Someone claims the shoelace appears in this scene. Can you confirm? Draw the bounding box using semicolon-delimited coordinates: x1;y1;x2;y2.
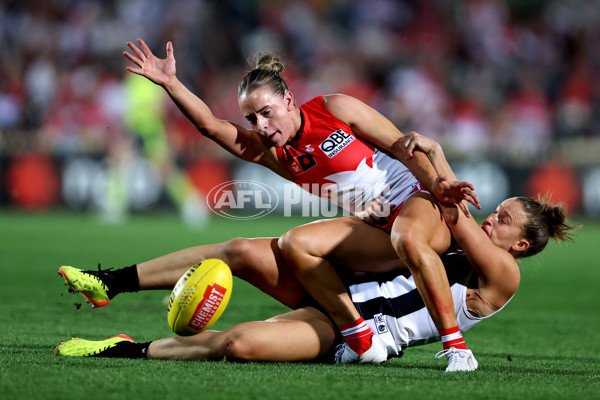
333;344;348;363
75;264;111;294
435;347;477;372
435;347;470;359
435;348;454;359
436;348;458;371
435;348;471;367
83;263;114;275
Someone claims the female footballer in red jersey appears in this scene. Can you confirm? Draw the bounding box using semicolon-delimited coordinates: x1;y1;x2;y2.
56;133;577;371
118;38;483;368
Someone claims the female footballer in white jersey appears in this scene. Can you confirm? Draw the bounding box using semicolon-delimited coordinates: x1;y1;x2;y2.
56;132;577;370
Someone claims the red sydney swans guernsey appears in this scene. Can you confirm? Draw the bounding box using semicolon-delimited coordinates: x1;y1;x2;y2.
274;96;425;225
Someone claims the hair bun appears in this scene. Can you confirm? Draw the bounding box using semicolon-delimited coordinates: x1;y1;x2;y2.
254;53;285;74
515;195;579;258
548;204;571;240
238;53;289;98
537;197;577;243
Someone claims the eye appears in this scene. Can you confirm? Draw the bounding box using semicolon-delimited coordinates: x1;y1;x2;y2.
497;213;510;225
245;115;257;124
262;110;271;117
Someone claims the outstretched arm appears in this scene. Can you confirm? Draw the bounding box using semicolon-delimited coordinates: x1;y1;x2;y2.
123;38;274;166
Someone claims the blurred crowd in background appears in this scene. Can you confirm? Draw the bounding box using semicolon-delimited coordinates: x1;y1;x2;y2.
1;0;599;218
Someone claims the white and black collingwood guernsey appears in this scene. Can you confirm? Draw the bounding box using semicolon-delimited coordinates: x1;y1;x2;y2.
345;247;514;358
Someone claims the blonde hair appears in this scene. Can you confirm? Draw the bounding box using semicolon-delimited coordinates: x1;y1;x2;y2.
238;53;289;99
515;195;579;258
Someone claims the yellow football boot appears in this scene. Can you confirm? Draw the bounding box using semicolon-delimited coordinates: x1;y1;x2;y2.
54;335;134;357
58;265;111;308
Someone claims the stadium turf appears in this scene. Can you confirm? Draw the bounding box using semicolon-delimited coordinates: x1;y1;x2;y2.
0;210;598;399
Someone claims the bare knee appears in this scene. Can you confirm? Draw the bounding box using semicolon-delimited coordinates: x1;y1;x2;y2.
391;227;410;257
220;329;261;361
391;229;440;272
219;237;260;274
391;229;423;266
278;229;315;268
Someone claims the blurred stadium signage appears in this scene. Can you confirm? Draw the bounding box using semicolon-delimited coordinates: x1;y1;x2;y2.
1;155;598;218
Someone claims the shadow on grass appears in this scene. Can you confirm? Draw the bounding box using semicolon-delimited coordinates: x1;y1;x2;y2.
476;350;599;364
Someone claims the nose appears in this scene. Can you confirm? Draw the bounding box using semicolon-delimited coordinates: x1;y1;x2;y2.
256;116;269;132
482;215;493;226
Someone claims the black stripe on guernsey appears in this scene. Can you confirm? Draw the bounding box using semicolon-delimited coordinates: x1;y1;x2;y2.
344;247;477;321
353;286;426;321
350;252;475;321
352;278;469;321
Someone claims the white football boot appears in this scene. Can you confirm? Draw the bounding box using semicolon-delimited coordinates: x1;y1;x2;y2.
435;347;479;372
335;335;388;364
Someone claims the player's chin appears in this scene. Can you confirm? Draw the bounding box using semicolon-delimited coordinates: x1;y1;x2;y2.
270;138;286;148
268;131;290;147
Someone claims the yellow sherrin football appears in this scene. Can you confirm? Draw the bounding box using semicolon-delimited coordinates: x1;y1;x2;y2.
167;259;233;336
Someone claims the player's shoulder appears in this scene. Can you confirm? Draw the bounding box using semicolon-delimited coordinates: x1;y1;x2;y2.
300;93;359;113
321;94;375;123
301;94;348;124
321;93;359;108
478;254;520;309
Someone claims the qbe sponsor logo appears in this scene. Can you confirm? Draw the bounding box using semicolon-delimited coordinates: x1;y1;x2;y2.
319;129;354;158
207;180;279;220
374;313;388;334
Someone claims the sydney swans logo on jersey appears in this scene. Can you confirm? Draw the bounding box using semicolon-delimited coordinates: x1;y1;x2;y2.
207;180;279;220
319;129;354;158
289;153;317;174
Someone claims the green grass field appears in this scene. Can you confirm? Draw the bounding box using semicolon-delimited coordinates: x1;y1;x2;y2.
0;210;599;399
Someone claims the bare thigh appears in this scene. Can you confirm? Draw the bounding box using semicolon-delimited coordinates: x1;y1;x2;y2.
280;216;406;273
138;237;308;309
391;193;452;254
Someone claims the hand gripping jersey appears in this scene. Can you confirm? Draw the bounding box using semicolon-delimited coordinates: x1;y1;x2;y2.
276;96;426;228
346;250;513;357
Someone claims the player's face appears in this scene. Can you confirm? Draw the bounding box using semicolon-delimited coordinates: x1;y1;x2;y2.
239;87;296;147
481;198;529;254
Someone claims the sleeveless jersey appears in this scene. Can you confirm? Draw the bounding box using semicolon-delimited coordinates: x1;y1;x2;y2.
276;96;425;219
346;250;513;357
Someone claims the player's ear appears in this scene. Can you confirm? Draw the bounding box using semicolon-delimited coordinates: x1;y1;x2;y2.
284;90;295;110
511;239;530;253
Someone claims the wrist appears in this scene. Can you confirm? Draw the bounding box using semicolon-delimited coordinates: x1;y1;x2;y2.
163;76;180;93
427;142;442;160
